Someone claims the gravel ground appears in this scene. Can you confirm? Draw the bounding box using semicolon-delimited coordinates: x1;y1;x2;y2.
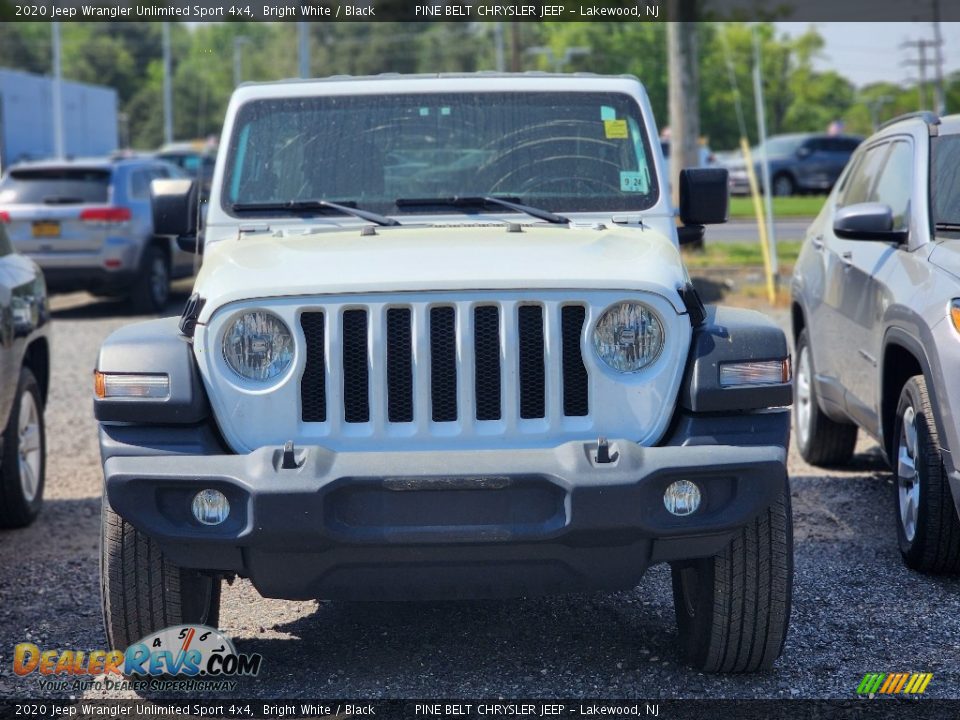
1;287;958;701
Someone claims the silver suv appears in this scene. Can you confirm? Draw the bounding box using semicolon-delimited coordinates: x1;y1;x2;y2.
0;157;195;312
791;111;960;572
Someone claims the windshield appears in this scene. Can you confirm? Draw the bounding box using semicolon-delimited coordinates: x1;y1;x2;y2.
932;135;960;227
0;168;111;204
223;91;659;217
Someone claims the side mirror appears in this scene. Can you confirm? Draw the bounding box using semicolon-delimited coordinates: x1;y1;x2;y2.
833;202;908;243
151;178;200;252
679;167;729;226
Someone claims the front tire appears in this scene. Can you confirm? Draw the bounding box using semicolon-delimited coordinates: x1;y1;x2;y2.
794;329;857;466
0;367;46;528
671;477;793;672
893;375;960;573
100;496;221;650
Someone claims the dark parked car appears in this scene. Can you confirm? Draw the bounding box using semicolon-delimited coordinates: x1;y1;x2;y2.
727;133;862;196
0;220;49;527
0;157;194;312
791;111;960;572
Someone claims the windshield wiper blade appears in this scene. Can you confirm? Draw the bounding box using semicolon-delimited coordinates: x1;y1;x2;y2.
232;199;400;227
935;222;960;232
396;196;569;225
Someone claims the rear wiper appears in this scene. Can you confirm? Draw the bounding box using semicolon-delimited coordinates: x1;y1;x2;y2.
396;196;570;225
231;199;400;227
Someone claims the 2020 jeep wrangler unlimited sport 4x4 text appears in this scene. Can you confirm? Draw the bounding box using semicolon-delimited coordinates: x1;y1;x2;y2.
95;74;793;672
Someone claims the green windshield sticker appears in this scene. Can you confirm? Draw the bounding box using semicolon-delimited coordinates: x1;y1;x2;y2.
620;170;648;193
441;107;451;116
419;107;430;116
600;106;617;121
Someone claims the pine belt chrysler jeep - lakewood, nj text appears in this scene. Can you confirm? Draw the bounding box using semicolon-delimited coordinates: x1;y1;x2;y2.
94;74;794;672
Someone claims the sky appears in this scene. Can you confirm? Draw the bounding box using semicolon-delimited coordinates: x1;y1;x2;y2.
776;22;960;88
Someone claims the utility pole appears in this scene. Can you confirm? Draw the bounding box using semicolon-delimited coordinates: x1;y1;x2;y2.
51;22;65;159
510;23;521;71
902;38;941;111
162;22;173;145
667;2;700;213
233;36;249;87
494;22;505;72
298;22;310;78
932;0;946;114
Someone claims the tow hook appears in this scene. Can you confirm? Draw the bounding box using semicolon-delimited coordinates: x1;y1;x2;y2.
595;437;619;464
281;440;299;469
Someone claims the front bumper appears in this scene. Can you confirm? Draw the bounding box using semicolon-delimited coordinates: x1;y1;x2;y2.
103;419;789;600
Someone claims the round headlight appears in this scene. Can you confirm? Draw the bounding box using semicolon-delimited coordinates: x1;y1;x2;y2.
593;301;664;372
222;310;294;381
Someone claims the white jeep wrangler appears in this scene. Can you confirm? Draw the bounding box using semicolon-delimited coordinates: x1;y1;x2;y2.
95;74;793;672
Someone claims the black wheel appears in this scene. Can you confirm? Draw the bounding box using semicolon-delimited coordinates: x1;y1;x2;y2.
100;495;221;650
0;367;45;528
772;173;795;197
131;245;170;314
893;375;960;573
794;329;857;466
671;476;793;672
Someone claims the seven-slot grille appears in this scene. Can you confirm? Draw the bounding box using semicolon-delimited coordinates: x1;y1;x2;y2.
299;303;589;426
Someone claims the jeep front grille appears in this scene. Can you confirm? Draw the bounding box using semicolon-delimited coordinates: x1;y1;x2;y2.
299;301;590;427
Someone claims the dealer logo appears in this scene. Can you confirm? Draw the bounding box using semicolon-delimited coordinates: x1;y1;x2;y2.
125;624;262;677
13;624;262;683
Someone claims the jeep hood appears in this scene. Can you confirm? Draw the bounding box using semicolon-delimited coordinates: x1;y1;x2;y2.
194;224;689;322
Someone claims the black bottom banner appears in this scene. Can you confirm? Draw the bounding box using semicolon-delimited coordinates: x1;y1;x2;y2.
1;699;958;720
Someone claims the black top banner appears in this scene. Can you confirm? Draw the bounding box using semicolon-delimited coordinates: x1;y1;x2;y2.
0;0;957;22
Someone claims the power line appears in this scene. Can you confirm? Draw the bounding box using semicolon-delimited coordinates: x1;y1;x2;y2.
901;37;943;111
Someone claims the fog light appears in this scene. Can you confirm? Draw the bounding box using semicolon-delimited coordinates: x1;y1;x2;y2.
664;480;701;517
191;489;230;526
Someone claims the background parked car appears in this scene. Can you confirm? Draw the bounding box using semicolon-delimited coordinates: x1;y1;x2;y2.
0;221;49;528
154;140;217;201
726;133;862;196
0;156;194;312
791;111;960;573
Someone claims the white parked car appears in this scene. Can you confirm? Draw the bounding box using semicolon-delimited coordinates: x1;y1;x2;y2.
94;74;794;672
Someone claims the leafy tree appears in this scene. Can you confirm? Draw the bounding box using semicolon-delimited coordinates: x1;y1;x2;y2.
0;21;951;154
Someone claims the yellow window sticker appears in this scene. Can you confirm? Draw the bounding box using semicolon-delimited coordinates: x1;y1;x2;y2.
604;119;629;139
